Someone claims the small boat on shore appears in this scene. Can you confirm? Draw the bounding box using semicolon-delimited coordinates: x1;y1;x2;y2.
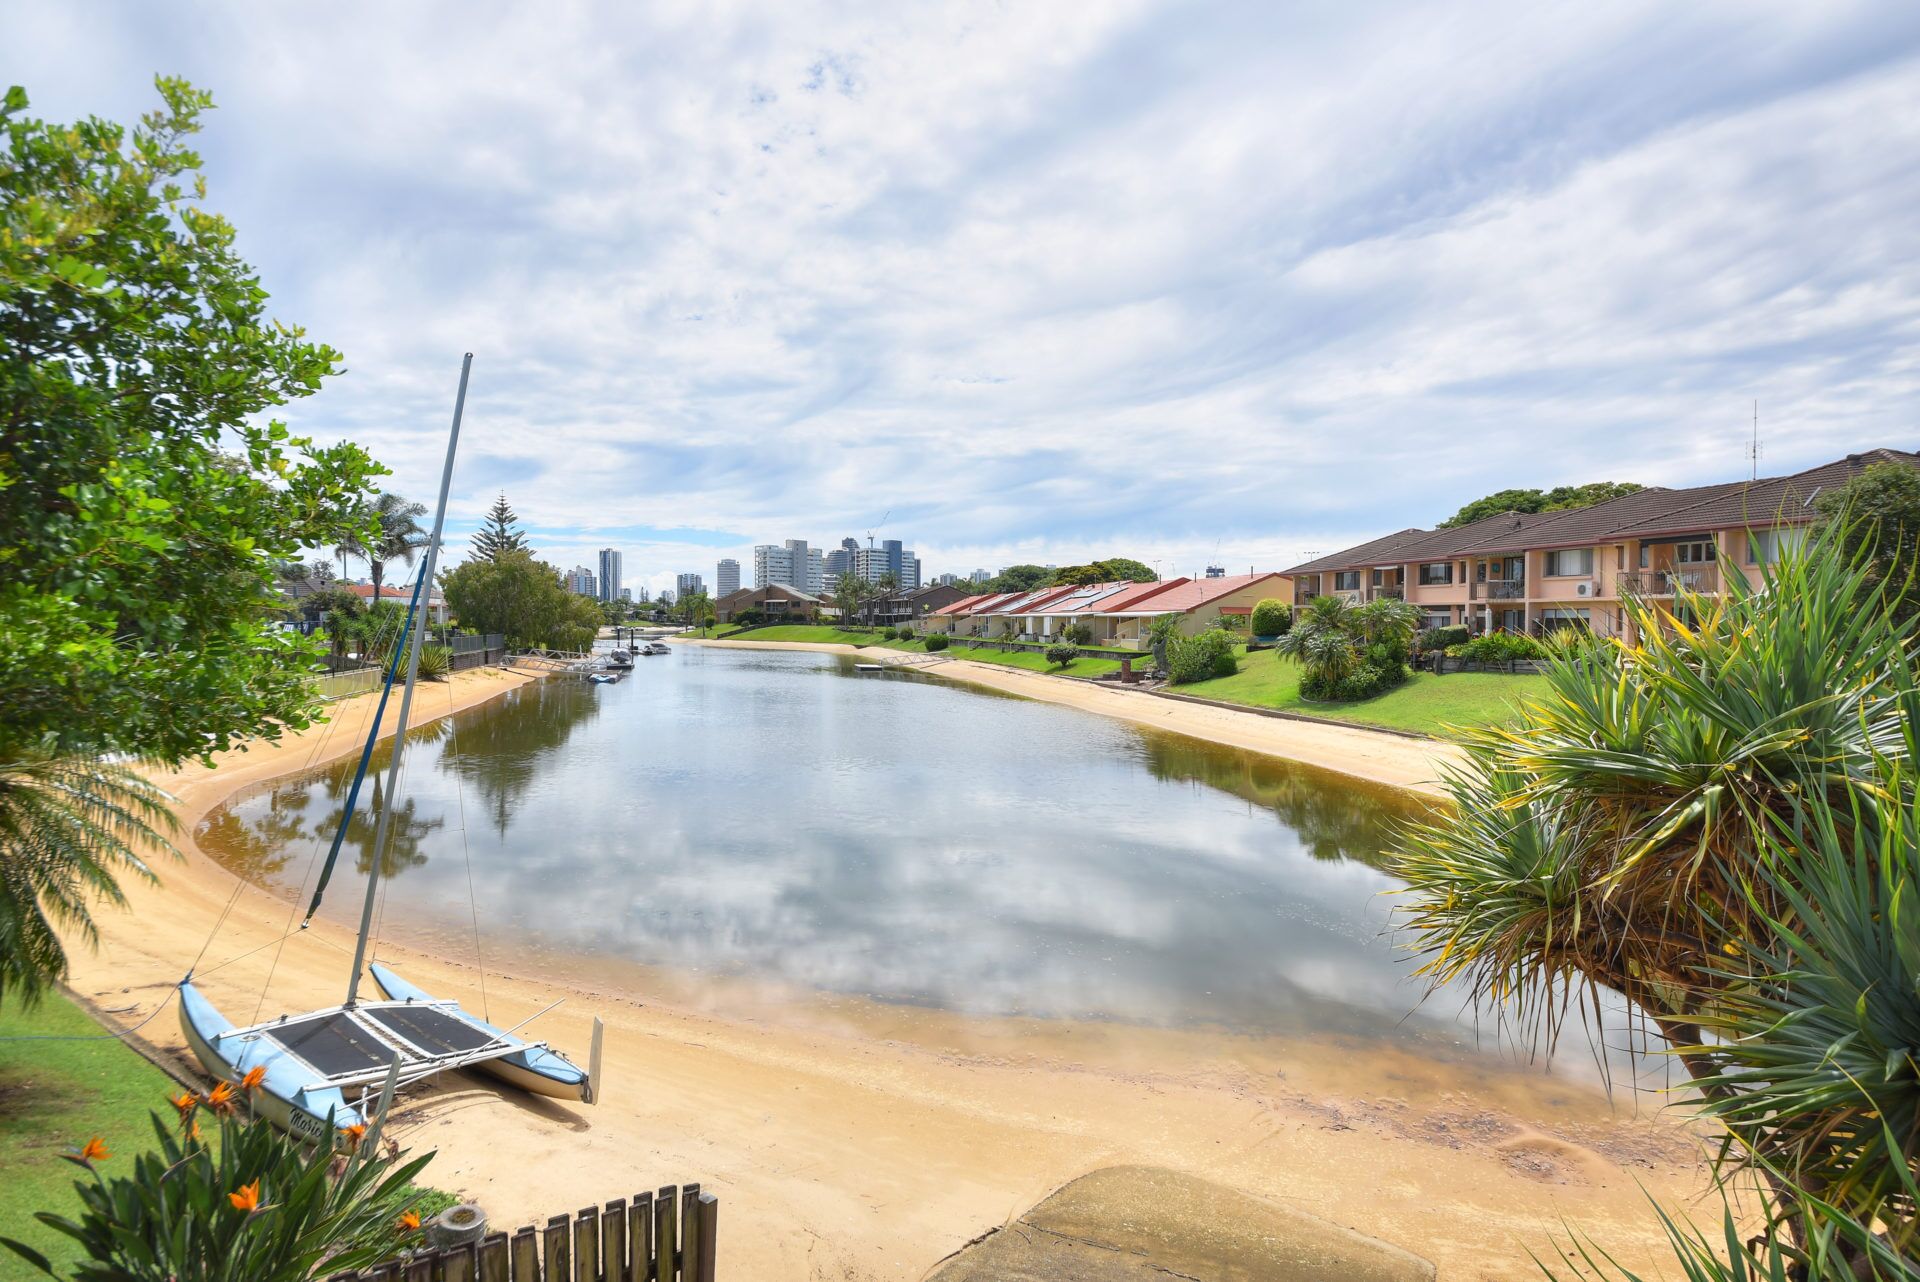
641;642;671;655
608;649;634;668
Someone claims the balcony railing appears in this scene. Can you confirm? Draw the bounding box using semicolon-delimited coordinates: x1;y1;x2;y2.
1470;579;1526;601
1618;566;1720;597
1366;586;1404;601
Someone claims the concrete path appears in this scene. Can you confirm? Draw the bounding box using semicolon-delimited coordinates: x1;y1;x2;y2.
927;1165;1435;1282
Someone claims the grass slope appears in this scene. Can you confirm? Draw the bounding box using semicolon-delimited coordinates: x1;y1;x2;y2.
1178;650;1547;737
0;991;181;1275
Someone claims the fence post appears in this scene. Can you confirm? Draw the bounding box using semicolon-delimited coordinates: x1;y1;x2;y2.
652;1187;676;1282
694;1195;717;1282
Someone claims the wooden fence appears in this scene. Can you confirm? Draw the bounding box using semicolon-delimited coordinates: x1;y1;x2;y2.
331;1185;717;1282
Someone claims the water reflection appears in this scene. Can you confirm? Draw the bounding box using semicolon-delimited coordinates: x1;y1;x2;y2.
201;649;1475;1047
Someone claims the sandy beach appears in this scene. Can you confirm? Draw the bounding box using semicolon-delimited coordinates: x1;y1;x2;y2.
60;662;1714;1280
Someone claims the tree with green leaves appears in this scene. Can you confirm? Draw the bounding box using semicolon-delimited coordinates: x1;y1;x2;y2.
1438;480;1644;528
341;492;429;598
1814;461;1920;632
440;550;602;651
467;493;528;563
1394;536;1920;1270
1051;558;1156;586
833;572;866;626
0;78;385;1003
984;564;1053;594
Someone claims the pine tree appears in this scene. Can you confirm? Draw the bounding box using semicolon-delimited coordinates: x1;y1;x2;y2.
469;493;529;562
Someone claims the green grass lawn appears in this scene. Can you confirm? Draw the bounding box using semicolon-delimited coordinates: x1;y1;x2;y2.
1177;649;1547;738
0;990;182;1275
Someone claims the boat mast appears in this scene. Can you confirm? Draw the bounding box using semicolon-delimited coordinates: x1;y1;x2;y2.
345;353;473;1008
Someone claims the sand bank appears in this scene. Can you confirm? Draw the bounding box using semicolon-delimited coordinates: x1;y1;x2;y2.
690;638;1463;797
61;665;1713;1281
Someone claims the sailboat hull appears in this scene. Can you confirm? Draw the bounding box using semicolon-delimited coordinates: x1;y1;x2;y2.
367;962;590;1103
179;981;363;1143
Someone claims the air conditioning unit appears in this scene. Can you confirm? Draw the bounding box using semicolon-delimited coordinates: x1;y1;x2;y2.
1575;580;1598;598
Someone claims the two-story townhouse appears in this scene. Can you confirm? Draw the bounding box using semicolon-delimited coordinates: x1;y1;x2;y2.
1285;448;1920;638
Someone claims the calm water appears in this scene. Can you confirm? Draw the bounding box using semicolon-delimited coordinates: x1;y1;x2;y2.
201;647;1486;1048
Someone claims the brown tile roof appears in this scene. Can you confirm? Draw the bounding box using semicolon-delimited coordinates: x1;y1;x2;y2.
1282;447;1920;569
1605;448;1920;539
1096;572;1286;614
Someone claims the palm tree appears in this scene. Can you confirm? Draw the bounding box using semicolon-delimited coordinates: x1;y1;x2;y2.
1277;594;1357;687
359;493;429;598
833;573;865;626
0;752;176;1005
864;572;900;627
1391;534;1918;1258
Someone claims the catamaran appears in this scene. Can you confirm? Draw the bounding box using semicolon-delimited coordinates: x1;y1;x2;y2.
179;355;601;1143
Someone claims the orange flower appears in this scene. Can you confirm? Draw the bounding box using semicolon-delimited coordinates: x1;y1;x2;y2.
205;1081;237;1114
239;1065;266;1093
170;1090;199;1123
228;1180;261;1213
341;1122;367;1150
61;1136;110;1167
398;1209;421;1232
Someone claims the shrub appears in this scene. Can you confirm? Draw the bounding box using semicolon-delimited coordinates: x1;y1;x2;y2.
415;643;452;681
1045;643;1080;669
925;634;948;651
1058;621;1093;646
1454;631;1547;663
1167;628;1237;684
1281;595;1416;700
1249;599;1291;637
1416;624;1469;652
9;1080;435;1281
896;625;915;642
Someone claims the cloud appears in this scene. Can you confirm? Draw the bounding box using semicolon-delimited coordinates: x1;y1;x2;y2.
13;0;1920;581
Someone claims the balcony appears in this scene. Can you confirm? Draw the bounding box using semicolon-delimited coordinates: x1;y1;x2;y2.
1470;579;1526;601
1618;566;1720;597
1366;586;1404;601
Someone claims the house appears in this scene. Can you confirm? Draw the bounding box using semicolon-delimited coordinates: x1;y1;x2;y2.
925;573;1294;649
713;583;824;625
865;582;970;627
1284;448;1920;638
345;582;450;626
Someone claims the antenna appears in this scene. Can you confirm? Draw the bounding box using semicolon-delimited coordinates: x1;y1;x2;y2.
1747;400;1762;481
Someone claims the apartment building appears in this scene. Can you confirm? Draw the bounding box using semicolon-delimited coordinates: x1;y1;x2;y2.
563;565;596;597
1284;449;1920;637
676;572;705;600
596;549;622;603
715;558;740;596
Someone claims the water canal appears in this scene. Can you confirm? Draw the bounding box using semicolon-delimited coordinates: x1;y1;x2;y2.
198;647;1532;1060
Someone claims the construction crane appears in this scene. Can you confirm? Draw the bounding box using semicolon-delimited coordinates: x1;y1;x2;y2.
866;509;891;550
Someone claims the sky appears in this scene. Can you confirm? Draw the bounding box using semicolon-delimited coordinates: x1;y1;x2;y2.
11;2;1920;597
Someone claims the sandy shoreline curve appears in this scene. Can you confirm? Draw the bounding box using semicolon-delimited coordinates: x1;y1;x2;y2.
687;637;1463;797
58;662;1711;1280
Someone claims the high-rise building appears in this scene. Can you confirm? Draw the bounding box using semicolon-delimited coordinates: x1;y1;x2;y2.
753;543;792;589
564;565;596;597
716;558;740;596
849;539;920;588
823;537;858;585
753;540;823;593
676;572;705;599
971;569;991;584
620;587;633;602
934;573;959;587
596;549;622;602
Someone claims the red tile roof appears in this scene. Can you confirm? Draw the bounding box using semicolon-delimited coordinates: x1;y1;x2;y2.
1095;572;1285;614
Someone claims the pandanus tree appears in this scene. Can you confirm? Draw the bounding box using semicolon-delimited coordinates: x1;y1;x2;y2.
1392;534;1920;1270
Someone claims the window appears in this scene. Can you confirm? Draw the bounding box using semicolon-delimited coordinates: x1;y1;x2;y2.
1333;570;1361;591
1675;540;1717;564
1543;548;1594;577
1422;608;1452;629
1418;562;1454;585
1747;526;1808;565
